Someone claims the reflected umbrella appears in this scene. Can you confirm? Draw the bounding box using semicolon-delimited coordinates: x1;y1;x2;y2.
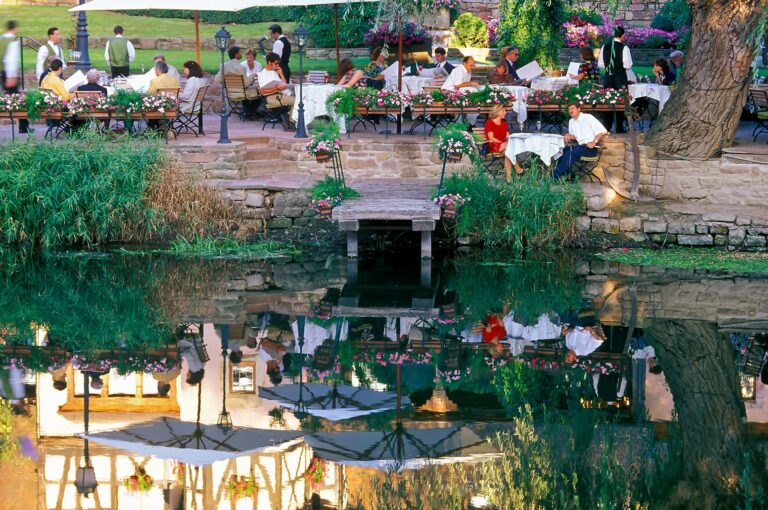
80;417;304;466
304;424;499;471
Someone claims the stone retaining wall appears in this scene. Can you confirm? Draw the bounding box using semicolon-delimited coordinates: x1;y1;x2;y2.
166;141;247;180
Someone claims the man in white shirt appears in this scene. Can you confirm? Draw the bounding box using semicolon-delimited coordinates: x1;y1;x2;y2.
36;26;66;80
104;25;136;78
241;47;263;78
564;325;604;363
441;56;480;92
269;24;291;82
146;54;180;82
257;52;296;131
553;102;607;178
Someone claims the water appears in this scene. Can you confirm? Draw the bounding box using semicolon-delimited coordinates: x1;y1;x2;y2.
1;250;767;509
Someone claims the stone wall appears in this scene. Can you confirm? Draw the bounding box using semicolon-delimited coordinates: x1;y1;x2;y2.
166;141;247;181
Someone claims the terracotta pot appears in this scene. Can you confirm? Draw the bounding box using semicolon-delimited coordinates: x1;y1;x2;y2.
443;203;459;219
315;150;334;163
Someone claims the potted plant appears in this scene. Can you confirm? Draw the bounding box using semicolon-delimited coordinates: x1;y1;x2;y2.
303;120;342;163
434;123;479;162
433;193;469;219
363;21;433;62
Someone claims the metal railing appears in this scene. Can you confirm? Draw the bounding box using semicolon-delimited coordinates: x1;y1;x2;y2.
18;36;44;91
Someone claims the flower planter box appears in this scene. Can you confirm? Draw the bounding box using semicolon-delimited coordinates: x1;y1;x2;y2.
445;151;463;163
0;110;28;119
315;150;335;163
442;203;459;219
353;106;390;116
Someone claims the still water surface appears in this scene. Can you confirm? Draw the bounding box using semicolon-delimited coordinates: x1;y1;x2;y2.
1;251;767;509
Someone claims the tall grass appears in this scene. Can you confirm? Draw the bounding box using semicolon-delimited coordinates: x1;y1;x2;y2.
439;161;585;251
0;132;164;248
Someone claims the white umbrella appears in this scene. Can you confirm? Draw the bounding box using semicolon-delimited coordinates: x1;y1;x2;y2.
259;382;410;421
70;0;255;63
304;424;500;470
80;417;304;465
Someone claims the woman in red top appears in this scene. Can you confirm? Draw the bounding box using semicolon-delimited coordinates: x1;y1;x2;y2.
484;104;518;182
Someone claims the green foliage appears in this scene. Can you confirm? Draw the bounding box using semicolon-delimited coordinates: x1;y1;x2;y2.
300;4;378;48
165;237;299;259
433;122;481;158
451;13;489;48
118;7;306;24
496;0;565;68
307;176;360;201
0;400;16;462
562;5;603;26
651;0;692;32
596;248;768;275
447;252;586;326
309;119;341;143
439;162;585;251
0;133;164;248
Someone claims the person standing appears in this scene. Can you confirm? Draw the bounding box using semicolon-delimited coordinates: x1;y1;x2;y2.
104;25;135;78
1;21;29;133
269;24;291;83
598;26;633;132
36;27;66;81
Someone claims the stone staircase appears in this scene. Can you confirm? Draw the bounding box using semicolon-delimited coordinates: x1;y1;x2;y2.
232;135;300;177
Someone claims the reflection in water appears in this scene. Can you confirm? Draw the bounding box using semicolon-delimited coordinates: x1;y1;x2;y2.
0;252;767;509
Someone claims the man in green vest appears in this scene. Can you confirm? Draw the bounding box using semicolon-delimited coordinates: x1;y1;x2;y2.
36;26;65;81
104;25;135;78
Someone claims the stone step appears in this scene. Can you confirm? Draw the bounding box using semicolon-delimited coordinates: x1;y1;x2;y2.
244;160;299;176
246;149;275;161
230;136;273;146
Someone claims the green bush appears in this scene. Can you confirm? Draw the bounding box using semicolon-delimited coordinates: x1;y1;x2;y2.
300;4;378;48
0;133;164;248
118;8;305;24
495;0;565;68
651;0;691;31
561;6;603;26
451;12;489;48
439;162;585;251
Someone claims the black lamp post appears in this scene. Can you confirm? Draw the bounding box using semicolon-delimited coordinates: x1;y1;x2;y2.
218;348;233;428
74;0;92;72
215;26;231;144
293;25;310;139
74;372;98;498
293;316;309;420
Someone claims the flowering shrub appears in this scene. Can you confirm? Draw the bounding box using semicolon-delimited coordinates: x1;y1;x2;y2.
562;20;602;48
141;94;179;113
430;0;462;10
569;358;620;375
469;85;516;106
433;193;469;208
67;95;112;115
0;93;26;112
305;458;327;491
375;89;409;109
434;123;479;158
353;351;433;367
226;475;258;500
487;16;500;47
563;15;686;49
363;21;433;48
528;86;625;107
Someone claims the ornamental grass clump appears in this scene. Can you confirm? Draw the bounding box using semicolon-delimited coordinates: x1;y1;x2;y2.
0;132;165;248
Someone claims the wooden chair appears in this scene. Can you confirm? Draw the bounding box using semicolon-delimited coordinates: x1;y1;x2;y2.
223;74;249;121
478;133;505;177
172;84;208;136
749;88;768;142
570;139;606;185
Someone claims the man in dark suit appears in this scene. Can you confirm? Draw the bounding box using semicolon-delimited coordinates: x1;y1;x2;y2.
431;47;454;74
269;24;292;82
504;46;521;80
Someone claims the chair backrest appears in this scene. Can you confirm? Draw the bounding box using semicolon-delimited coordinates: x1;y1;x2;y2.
223;74;247;100
156;87;181;99
75;90;105;98
187;84;209;114
307;71;329;84
750;88;768;109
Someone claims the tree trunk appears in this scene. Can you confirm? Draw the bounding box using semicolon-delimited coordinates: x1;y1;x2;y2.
646;0;767;158
647;320;767;509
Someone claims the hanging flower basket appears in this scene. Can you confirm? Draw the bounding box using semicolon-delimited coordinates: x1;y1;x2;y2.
304;457;328;491
226;474;258;501
443;203;459;218
434;193;469;221
317;205;333;217
315;150;334;163
445;151;463;163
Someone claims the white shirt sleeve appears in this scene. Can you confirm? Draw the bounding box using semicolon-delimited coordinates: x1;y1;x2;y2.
589;114;608;137
36;45;49;79
3;39;19;78
127;40;136;63
273;39;284;58
597;47;605;69
623;46;633;69
104;40;110;65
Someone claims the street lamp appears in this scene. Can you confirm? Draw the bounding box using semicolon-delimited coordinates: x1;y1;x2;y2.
215;26;231;144
75;372;98;497
293;25;310;139
74;0;92;72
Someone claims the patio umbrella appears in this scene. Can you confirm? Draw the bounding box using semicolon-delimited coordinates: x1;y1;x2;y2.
304;424;500;470
259;381;410;421
70;0;254;64
80;417;304;465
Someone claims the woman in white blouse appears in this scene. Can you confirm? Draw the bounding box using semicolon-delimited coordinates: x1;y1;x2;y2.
179;60;207;113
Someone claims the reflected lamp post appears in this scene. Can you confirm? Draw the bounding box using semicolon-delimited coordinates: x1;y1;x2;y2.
215;26;231;144
293;316;309;420
218;348;233;429
293;25;310;139
74;372;98;497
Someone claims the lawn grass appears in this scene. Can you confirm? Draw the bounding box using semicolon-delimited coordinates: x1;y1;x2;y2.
596;247;768;275
0;5;294;40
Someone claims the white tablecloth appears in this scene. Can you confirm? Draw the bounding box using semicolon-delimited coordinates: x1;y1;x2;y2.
530;76;570;92
291;83;347;133
628;83;671;112
504;133;565;166
386;75;432;96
